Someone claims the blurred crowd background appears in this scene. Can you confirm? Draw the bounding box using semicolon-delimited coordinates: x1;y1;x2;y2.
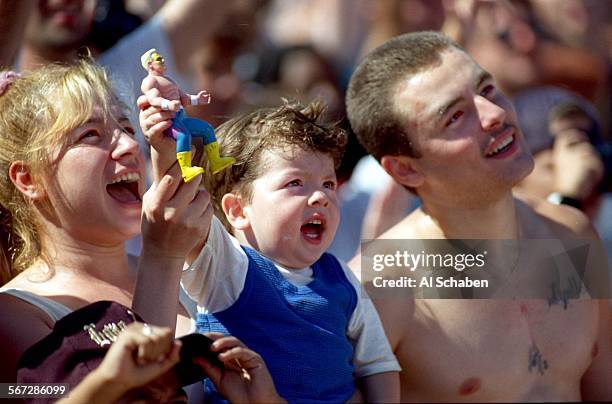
2;0;612;262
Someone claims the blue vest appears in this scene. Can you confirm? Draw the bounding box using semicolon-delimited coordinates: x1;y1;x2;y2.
196;246;358;403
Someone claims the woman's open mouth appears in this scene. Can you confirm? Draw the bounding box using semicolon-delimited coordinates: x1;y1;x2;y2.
106;172;142;204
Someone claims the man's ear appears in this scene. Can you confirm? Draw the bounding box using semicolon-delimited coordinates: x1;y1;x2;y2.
221;192;250;231
381;155;424;189
8;161;45;200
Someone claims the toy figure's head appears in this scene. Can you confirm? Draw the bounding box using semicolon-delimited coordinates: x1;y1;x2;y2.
141;48;166;75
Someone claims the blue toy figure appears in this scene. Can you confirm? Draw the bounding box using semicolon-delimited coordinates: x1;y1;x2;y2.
141;48;234;182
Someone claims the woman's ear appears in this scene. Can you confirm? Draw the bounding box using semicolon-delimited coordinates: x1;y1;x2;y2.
381;155;424;189
221;192;250;231
9;161;45;200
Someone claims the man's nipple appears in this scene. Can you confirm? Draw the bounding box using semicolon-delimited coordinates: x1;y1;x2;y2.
458;377;481;396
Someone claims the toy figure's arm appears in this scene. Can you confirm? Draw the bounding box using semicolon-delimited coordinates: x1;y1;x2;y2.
179;89;211;108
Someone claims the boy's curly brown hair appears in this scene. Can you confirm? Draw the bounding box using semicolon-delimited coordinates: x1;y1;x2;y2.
204;100;347;232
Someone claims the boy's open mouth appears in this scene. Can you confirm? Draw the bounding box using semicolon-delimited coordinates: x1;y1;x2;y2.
106;172;142;203
300;217;327;242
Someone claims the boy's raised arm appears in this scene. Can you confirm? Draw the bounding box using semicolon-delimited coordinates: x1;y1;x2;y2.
342;262;401;401
360;372;400;403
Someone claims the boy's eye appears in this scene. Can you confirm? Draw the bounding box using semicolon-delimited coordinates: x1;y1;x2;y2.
287;179;302;187
445;111;464;127
323;181;337;190
123;126;136;136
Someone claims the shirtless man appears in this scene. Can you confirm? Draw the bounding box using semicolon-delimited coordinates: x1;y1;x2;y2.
346;31;611;402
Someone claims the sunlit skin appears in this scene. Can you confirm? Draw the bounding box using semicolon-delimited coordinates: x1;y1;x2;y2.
391;48;534;210
42;105;146;247
232;148;340;270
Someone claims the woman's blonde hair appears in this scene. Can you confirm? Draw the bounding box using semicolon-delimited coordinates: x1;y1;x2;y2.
0;59;121;284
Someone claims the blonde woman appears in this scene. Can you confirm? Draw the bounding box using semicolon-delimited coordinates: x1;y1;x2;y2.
0;60;212;382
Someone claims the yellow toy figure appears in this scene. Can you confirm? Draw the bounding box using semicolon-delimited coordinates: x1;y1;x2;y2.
140;48;234;182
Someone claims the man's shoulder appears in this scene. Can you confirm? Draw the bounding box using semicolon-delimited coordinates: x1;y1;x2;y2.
516;195;597;239
378;210;428;240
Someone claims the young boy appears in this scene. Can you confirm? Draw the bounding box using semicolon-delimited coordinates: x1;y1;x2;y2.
144;100;400;402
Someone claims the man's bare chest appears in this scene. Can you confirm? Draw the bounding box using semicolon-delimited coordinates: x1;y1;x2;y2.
396;299;598;401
